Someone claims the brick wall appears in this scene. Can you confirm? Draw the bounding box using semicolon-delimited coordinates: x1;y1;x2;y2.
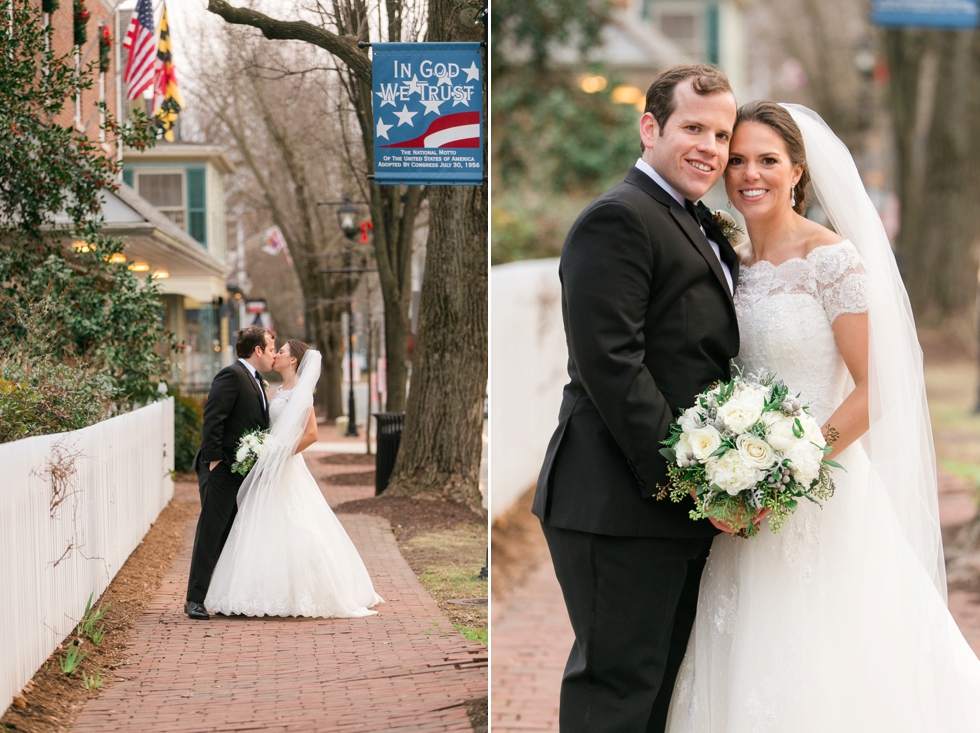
32;0;118;152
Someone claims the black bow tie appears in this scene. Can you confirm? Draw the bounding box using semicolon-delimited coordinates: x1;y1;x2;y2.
685;199;712;229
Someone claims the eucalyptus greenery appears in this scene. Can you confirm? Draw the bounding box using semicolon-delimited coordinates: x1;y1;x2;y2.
0;0;170;438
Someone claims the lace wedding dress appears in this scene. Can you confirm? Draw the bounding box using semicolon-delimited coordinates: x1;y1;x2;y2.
666;241;980;732
205;385;383;618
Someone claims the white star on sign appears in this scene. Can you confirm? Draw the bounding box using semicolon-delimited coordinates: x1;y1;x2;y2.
436;72;453;86
376;116;393;140
394;105;417;127
405;75;424;96
463;61;480;82
421;98;444;115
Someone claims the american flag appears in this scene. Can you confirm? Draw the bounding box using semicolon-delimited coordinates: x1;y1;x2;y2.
123;0;156;99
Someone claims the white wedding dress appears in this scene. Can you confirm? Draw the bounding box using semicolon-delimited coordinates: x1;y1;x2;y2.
665;242;980;732
205;371;383;618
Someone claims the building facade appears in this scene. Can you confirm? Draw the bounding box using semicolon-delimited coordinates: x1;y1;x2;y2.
33;0;238;391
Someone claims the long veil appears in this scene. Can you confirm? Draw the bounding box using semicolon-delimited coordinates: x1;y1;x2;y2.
237;350;321;506
783;105;946;598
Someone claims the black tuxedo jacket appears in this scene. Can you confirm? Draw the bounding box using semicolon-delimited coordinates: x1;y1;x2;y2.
193;361;270;470
532;167;741;538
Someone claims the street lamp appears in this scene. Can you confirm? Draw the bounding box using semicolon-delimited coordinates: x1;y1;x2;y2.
337;198;360;241
337;198;360;437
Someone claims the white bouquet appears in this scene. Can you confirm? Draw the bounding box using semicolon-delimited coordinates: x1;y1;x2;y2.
230;429;269;477
657;370;840;537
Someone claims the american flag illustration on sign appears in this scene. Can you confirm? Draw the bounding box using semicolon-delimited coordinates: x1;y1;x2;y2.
371;43;484;185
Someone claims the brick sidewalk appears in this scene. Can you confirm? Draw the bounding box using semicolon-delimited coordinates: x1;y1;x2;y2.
72;454;487;732
491;469;980;731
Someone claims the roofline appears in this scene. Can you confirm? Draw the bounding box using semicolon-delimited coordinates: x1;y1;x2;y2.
122;144;237;175
111;183;228;277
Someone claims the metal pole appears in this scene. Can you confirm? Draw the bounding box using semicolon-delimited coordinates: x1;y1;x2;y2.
346;243;359;437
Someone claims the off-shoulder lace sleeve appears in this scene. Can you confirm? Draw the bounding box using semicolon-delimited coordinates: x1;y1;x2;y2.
809;241;868;323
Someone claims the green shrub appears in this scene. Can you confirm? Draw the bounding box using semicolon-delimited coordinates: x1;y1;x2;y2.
172;388;203;473
0;355;114;444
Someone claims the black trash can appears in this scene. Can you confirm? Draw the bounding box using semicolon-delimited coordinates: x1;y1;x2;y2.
374;412;405;495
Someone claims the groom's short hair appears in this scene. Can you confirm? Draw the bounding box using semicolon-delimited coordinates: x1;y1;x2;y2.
641;64;732;152
236;326;271;359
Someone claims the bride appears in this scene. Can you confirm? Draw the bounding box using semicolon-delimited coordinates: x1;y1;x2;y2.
205;340;383;618
666;102;980;731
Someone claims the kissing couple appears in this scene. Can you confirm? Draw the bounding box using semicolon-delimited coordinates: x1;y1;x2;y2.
534;64;980;731
184;326;382;621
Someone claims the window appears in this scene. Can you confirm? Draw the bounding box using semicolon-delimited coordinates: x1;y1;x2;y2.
660;12;696;40
137;171;185;229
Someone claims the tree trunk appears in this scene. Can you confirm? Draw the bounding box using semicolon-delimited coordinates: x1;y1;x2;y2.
207;0;423;415
884;29;980;320
384;0;487;510
307;296;345;418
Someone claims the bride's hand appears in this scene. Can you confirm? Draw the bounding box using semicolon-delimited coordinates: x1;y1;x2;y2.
709;517;740;534
709;508;770;534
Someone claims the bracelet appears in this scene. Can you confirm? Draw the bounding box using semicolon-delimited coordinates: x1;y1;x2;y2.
824;425;840;445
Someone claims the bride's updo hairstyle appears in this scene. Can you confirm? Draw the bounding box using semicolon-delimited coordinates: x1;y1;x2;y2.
734;100;810;216
285;340;309;371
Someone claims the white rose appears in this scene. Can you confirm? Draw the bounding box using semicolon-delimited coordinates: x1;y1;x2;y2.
735;382;768;414
688;426;722;461
716;397;762;434
799;413;825;447
678;407;704;434
706;449;763;496
674;432;694;465
765;415;799;452
784;441;823;486
236;445;248;462
736;434;776;470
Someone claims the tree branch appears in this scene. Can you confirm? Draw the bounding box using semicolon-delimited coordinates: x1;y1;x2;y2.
207;0;372;85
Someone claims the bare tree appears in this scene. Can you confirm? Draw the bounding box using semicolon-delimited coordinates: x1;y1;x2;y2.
882;29;980;320
384;0;486;509
208;0;424;414
753;0;875;148
206;0;488;509
190;31;363;416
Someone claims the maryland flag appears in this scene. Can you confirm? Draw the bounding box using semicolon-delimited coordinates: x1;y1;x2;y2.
152;5;183;142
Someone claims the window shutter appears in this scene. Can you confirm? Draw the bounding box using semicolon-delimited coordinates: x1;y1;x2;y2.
186;168;207;246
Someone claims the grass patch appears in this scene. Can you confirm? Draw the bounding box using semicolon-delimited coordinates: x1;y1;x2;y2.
458;626;488;645
399;526;487;645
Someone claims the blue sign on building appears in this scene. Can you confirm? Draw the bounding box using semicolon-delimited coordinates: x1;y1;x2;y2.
872;0;979;28
371;42;484;186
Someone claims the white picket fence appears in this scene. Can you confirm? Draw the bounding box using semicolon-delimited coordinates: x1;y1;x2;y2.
0;399;174;714
490;258;568;520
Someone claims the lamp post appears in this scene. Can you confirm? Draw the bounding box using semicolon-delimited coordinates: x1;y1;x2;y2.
337;199;360;437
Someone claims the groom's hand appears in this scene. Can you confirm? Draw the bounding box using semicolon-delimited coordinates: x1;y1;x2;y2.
209;460;220;470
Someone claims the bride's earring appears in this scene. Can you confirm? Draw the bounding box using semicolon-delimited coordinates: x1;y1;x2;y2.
727;199;732;209
790;187;796;208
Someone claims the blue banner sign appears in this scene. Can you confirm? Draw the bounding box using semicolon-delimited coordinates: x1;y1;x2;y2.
371;42;484;186
872;0;979;28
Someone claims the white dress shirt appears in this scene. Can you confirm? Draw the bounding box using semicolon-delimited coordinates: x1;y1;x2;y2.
238;357;267;409
634;158;734;294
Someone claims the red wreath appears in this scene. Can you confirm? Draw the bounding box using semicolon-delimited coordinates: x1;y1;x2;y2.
359;220;373;244
99;25;112;74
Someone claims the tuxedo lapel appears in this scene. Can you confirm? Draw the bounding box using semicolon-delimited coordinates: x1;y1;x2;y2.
236;361;266;415
703;218;740;293
624;167;736;308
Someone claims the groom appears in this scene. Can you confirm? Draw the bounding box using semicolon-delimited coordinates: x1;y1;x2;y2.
184;325;275;620
532;64;740;731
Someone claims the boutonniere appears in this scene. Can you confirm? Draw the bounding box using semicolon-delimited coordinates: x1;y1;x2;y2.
710;210;747;246
261;379;270;391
